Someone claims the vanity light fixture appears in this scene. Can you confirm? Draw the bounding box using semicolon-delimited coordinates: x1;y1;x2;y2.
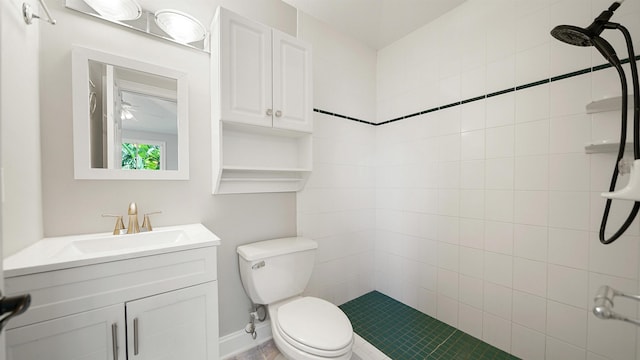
154;10;206;44
83;0;141;21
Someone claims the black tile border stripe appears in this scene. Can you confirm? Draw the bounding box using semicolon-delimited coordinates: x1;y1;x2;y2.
315;55;640;127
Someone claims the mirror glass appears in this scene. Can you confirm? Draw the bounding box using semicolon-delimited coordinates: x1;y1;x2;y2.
72;46;189;180
65;0;210;53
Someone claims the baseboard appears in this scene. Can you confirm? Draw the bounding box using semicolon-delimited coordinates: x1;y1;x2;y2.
219;320;273;359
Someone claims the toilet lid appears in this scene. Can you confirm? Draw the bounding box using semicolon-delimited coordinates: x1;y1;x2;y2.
277;297;353;352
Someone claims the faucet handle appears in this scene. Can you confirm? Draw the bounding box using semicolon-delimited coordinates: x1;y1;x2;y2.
102;214;125;235
141;211;162;232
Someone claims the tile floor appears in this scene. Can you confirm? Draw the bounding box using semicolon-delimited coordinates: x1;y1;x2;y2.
228;291;520;360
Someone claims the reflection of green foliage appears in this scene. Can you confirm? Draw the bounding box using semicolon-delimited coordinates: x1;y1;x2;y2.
122;143;160;170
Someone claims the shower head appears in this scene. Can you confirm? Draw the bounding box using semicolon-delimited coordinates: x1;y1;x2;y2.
550;25;593;46
551;1;623;45
550;1;624;65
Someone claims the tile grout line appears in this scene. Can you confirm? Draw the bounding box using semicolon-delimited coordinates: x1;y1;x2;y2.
426;328;458;358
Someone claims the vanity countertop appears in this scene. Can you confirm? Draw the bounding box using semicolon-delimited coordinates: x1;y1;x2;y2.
4;223;220;277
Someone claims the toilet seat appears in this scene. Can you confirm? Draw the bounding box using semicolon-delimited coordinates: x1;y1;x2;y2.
275;297;353;357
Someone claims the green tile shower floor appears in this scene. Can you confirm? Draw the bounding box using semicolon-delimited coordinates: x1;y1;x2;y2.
339;291;520;360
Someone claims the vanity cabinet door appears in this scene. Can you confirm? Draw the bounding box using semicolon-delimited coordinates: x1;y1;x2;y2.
272;30;313;133
219;9;273;128
125;282;219;360
6;304;126;360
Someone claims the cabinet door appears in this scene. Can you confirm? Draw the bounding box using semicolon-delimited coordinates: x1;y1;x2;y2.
272;30;313;133
6;304;126;360
220;9;273;127
126;282;218;360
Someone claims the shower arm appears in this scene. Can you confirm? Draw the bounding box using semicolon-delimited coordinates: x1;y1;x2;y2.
598;22;640;244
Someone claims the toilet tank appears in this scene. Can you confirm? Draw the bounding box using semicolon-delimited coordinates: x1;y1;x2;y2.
237;237;318;305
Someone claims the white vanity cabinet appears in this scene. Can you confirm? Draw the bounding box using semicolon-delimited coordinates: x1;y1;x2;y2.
213;7;312;132
4;241;219;360
211;7;313;194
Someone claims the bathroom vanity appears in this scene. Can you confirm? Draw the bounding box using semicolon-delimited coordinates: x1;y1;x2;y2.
3;224;220;360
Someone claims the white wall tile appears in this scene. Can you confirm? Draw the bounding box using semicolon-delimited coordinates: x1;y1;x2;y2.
485;190;514;222
549;153;590;191
438;189;460;217
547;264;588;309
439;134;461;161
516;43;550;86
486;56;516;94
438;107;461;135
549;191;590;230
514;190;549;226
484;251;513;287
483;312;512;353
438;242;459;272
461;130;485;160
550;76;592;118
461;160;485;189
513;290;547;333
439;161;461;189
461;66;486;100
486;126;515;159
459;218;484;249
512;324;547;360
418;288;437;318
546;336;587;360
458;303;483;339
437;294;459;327
460;189;485;220
515;119;550;156
485;221;514;255
589;232;639;279
438;216;460;244
513;257;547;297
485;158;514;190
549;114;591;154
546;301;588;348
548;228;589;269
459;273;484;310
514;155;549;190
486;92;515;128
460;100;486;132
515;83;550;124
514;224;548;262
516;6;550;52
484;281;512;320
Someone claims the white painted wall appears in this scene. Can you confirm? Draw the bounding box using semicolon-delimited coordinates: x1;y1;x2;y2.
375;0;640;359
0;0;43;258
296;13;378;305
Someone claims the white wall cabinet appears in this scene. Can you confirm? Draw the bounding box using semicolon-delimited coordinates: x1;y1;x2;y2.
215;7;312;132
212;7;313;194
5;247;219;360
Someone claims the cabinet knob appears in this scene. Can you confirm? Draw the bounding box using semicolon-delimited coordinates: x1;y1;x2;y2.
266;109;273;116
275;110;282;117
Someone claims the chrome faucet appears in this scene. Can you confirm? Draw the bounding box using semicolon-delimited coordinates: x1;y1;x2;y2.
127;202;140;234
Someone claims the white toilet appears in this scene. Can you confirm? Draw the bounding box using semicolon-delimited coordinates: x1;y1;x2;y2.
237;237;354;360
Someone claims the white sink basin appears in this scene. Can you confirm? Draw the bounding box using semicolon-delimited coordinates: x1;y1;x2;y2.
4;224;220;277
55;229;187;258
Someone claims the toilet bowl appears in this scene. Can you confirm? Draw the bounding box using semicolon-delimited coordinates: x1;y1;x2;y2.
237;237;355;360
269;297;353;360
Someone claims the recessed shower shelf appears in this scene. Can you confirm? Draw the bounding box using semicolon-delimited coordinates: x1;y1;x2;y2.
586;95;634;114
585;140;633;154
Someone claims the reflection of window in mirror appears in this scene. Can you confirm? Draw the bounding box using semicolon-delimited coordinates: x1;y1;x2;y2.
121;140;166;170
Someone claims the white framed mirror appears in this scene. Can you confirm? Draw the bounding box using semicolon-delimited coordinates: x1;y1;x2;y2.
72;46;189;180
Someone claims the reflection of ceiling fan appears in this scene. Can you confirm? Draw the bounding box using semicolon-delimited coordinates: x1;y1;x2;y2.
120;100;138;121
